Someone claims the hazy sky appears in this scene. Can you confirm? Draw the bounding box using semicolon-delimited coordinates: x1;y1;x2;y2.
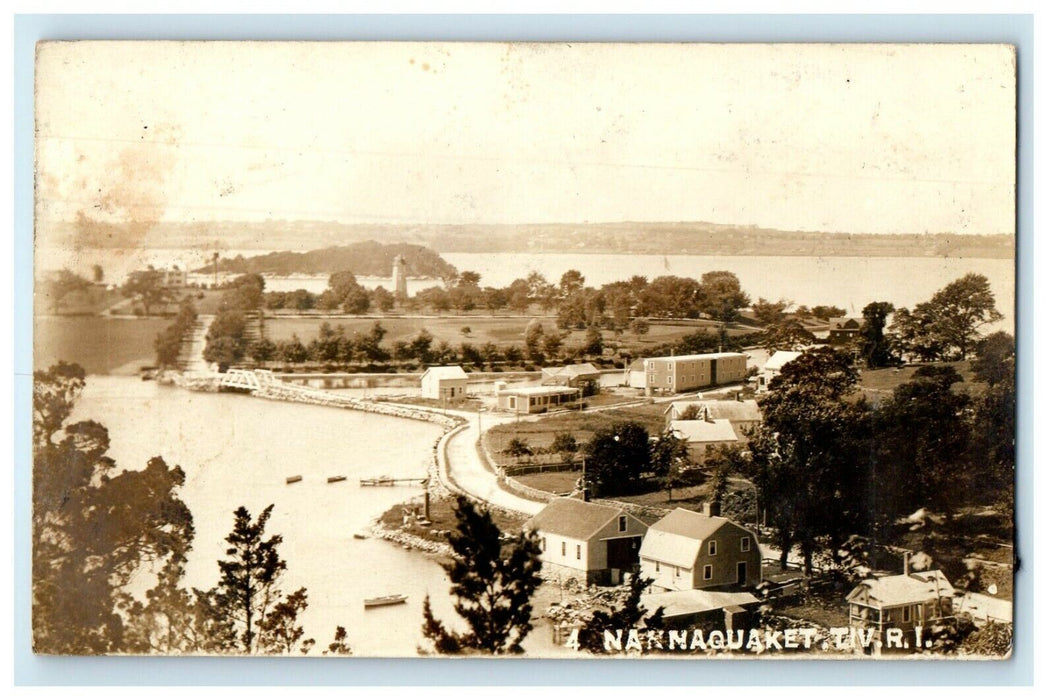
35;42;1016;235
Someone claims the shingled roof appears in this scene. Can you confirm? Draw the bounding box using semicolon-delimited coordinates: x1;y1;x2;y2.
523;498;630;541
846;570;955;608
639;509;735;569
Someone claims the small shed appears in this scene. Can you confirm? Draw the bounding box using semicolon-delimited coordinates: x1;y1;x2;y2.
641;589;761;629
497;385;579;414
846;569;956;634
420;365;469;400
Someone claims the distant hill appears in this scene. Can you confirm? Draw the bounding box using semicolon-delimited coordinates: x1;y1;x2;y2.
193;242;458;278
41;219;1014;259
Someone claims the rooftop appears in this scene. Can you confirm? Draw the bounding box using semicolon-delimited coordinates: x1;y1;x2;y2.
665;400;761;423
421;365;468;380
523;498;631;541
640;509;740;568
498;386;579;397
642;589;761;618
670;419;740;444
763;350;803;372
846;570;956;607
644;352;748;363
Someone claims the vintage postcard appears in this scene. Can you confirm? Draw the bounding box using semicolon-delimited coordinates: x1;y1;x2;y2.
32;41;1016;658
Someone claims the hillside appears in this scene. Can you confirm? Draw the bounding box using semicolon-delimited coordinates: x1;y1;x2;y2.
194;242;458;278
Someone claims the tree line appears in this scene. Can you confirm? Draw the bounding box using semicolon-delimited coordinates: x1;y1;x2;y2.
33;362;346;654
732;337;1014;578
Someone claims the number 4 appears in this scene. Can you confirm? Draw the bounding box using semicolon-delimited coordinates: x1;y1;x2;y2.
564;626;580;651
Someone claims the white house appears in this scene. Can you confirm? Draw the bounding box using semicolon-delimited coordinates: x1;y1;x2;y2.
757;350;802;393
669;419;741;461
523;498;649;586
420;365;468;401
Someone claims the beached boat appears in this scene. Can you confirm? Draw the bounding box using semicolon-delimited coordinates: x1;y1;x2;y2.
286;475;303;484
359;476;395;486
327;476;347;483
353;533;367;540
364;594;407;609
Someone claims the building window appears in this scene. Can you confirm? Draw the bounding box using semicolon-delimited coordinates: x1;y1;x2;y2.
561;541;566;557
666;377;672;384
903;607;911;622
576;545;581;560
541;538;546;552
655;560;660;573
741;537;750;552
704;565;713;580
708;540;717;556
618;515;627;532
675;567;681;578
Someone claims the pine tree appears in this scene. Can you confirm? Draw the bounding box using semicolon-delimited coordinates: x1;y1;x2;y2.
201;505;290;653
421;496;542;654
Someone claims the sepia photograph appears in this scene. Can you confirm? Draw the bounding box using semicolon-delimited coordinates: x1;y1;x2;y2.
31;41;1017;659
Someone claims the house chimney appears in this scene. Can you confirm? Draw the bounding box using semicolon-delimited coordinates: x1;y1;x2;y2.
903;551;910;576
701;501;720;517
704;406;712;423
736;391;742;402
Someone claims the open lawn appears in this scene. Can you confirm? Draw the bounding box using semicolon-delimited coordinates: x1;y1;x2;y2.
263;314;754;355
44;284;123;315
484;401;669;462
855;361;986;402
511;470;581;496
35;316;169;374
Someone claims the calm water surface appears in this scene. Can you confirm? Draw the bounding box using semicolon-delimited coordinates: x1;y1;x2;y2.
73;376;460;656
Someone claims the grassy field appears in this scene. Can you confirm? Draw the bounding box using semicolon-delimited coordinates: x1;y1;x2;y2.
35;316;169;374
484;402;669;462
264;314;754;354
856;361;986;402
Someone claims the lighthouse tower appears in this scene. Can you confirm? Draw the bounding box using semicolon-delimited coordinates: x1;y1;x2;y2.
392;254;408;300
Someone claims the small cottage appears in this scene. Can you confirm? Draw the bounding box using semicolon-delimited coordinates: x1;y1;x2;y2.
846;569;956;635
523;498;648;586
420;365;468;401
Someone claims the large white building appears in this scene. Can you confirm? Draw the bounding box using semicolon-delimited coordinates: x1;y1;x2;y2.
633;352;749;396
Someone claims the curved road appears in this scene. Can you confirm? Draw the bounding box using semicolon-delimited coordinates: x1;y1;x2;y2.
438;409;545;516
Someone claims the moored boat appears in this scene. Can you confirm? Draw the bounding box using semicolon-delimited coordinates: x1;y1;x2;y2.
364;594;407;608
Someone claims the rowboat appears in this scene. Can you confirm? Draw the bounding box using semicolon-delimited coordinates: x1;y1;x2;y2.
327;476;347;484
364;594;407;609
286;475;303;484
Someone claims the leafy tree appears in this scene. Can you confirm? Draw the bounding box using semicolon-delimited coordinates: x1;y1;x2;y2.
971;331;1015;387
258;587;309;654
342;287;371;315
859;301;896;368
582;327;604;356
678;403;702;421
651;429;689;501
639;276;700;318
872;366;972;517
282;335;309;364
629;318;650;340
325;625;353;655
584;421;652;497
559;269;586;297
761;318;815;353
328;271;360;300
43;268;92;312
699;271;750;322
199;505;294;654
421;497;542;654
542;330;566;360
524;321;545;364
751;348;867;572
249;337;278;363
33;364;194;654
410;329;435;365
809;305;847;320
503;438;533;464
927;273;1004;360
707;460;731;513
551;432;579;462
751;297;790;326
122;268;173;315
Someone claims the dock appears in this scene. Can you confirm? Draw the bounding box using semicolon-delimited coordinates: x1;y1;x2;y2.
359;476;428;487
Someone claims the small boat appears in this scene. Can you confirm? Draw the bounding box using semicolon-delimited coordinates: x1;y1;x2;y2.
353;533;367;540
359;476;395;487
327;476;347;484
364;594;408;609
286;475;303;484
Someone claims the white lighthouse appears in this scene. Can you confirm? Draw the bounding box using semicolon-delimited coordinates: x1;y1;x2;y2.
392;254;408;300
